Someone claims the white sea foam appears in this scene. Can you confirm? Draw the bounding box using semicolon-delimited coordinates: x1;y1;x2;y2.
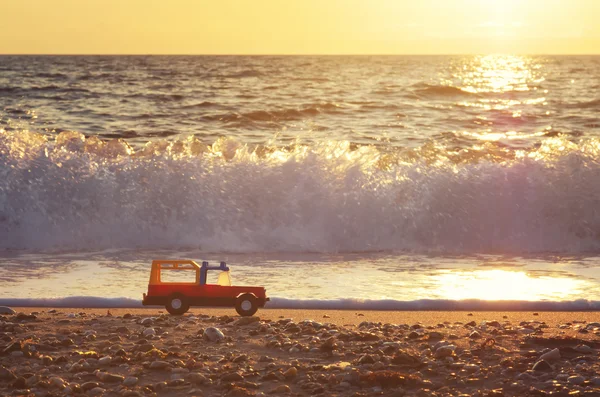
2;130;600;253
1;296;599;311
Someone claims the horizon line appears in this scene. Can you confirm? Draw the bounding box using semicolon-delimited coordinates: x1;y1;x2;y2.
1;53;600;57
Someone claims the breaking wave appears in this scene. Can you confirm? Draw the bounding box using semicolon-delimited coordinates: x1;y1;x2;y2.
3;129;600;253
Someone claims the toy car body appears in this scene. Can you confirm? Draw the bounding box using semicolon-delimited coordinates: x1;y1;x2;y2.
142;260;269;316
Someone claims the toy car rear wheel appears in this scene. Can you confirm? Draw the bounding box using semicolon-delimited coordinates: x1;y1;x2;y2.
235;293;258;317
166;294;190;315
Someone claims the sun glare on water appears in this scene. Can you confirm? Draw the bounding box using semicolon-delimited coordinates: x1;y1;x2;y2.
435;269;584;301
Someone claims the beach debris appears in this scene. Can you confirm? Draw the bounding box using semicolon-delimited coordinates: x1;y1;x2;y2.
539;347;561;361
532;359;553;372
469;330;481;339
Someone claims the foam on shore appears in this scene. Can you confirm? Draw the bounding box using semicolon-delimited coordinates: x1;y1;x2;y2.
1;296;599;311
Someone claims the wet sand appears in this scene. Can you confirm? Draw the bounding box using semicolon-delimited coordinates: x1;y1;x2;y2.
1;307;600;396
9;307;600;328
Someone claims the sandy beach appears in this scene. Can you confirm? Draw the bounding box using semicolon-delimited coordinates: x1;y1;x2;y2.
2;307;600;397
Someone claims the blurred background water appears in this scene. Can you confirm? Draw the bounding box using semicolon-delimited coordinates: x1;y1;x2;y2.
1;55;600;308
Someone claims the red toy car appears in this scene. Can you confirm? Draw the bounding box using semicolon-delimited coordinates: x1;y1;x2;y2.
142;260;269;316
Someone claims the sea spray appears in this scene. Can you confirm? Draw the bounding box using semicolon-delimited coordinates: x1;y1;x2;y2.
2;129;600;253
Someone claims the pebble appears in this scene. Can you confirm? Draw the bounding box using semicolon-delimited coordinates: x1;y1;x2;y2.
539;348;561;361
123;376;138;386
150;361;171;370
232;354;248;363
463;364;480;373
0;366;17;381
283;367;298;379
142;328;156;337
203;327;225;342
0;306;15;315
435;345;456;358
187;373;208;385
89;387;105;396
556;374;570;382
221;372;244;382
574;344;593;353
590;377;600;386
49;376;65;388
101;373;124;383
98;356;112;366
270;385;291;393
568;375;585;385
81;381;100;391
518;328;536;334
532;360;553;372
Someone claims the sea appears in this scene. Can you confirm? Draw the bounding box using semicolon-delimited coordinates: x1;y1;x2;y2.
1;54;600;311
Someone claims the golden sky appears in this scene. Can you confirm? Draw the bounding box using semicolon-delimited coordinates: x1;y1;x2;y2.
1;0;599;54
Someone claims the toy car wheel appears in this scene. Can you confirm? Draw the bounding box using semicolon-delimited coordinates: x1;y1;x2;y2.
235;293;258;317
166;294;190;315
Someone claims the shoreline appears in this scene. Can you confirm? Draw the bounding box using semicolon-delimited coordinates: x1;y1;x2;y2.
6;307;600;328
1;307;600;396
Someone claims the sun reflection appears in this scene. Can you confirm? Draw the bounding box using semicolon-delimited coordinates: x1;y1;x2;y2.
435;269;584;301
461;130;546;142
458;54;542;94
447;54;549;142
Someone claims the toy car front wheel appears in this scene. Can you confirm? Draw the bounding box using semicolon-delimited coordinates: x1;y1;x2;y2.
166;294;190;315
235;293;258;317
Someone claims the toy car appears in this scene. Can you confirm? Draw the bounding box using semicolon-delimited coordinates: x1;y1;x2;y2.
142;260;269;316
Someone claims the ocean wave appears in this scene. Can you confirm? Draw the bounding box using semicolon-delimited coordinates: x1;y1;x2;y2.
182;101;221;109
413;84;477;98
412;83;534;99
29;85;91;93
35;72;68;79
1;296;599;311
221;70;264;79
203;103;343;122
2;130;600;253
565;98;600;109
0;87;19;94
